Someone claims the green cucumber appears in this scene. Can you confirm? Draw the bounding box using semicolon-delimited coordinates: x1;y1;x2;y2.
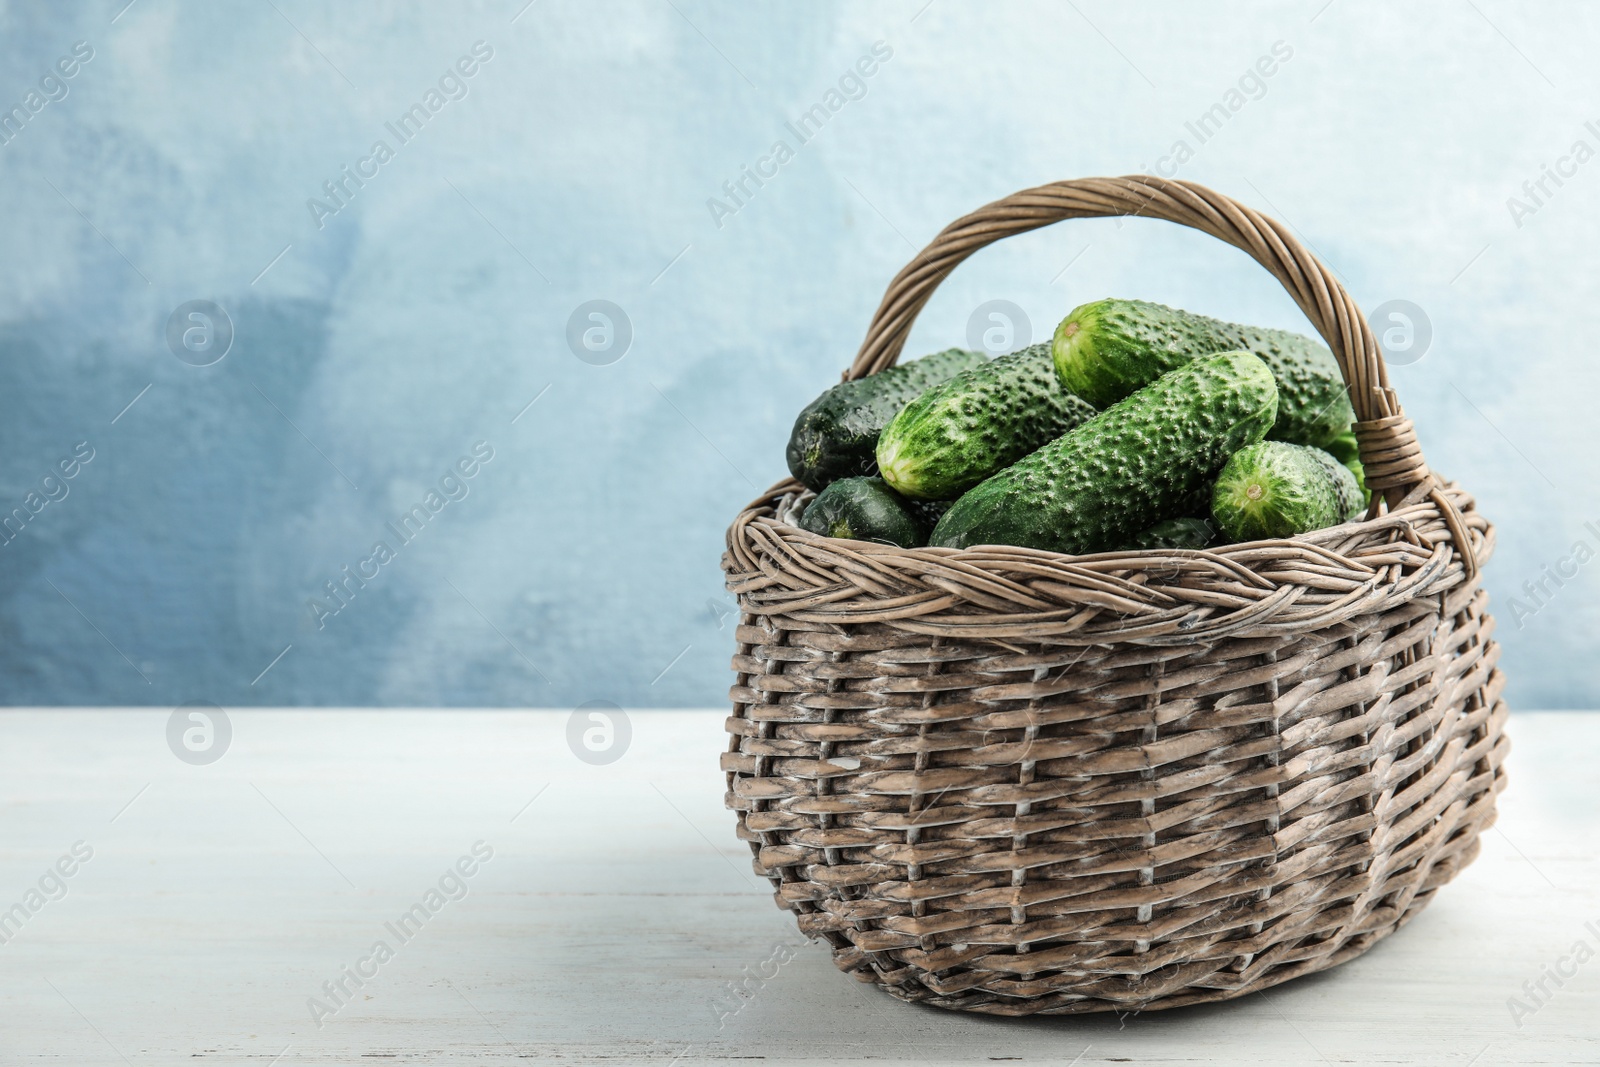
1126;516;1217;551
930;351;1278;554
1053;298;1355;447
1210;441;1363;542
1324;428;1360;467
787;348;986;491
799;477;929;548
1171;481;1216;522
1324;428;1371;509
907;497;952;530
876;343;1097;500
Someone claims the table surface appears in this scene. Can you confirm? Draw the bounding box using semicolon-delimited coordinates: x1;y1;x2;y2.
0;709;1594;1066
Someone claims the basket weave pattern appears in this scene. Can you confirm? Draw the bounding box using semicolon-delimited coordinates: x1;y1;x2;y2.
721;177;1507;1015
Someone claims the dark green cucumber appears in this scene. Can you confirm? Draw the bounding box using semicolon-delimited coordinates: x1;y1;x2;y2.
1126;516;1217;551
1324;428;1371;509
876;343;1097;500
1324;428;1360;467
799;477;929;548
1053;298;1355;447
787;348;986;491
907;497;952;530
1171;481;1216;522
1210;441;1362;542
930;351;1278;554
1310;445;1366;522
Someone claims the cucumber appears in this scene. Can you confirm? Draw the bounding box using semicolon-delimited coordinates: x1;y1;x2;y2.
876;343;1097;500
1210;441;1362;542
1316;446;1367;522
799;477;929;548
907;497;952;530
1324;428;1360;467
1171;481;1215;522
1324;428;1371;509
1053;298;1354;447
930;351;1278;554
787;348;986;491
1127;516;1217;551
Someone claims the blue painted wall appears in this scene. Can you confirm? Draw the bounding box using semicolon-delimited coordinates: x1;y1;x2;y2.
0;1;1594;707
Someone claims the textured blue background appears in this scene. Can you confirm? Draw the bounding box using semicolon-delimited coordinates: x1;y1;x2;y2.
0;1;1594;707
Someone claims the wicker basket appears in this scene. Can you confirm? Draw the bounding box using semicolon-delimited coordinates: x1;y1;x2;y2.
721;176;1507;1016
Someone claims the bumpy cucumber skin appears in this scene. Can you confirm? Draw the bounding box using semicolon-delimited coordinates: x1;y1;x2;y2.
1210;441;1362;542
1307;446;1367;522
930;351;1278;554
799;477;928;548
1324;428;1372;509
876;343;1097;500
1126;516;1217;551
1053;298;1355;447
786;348;986;491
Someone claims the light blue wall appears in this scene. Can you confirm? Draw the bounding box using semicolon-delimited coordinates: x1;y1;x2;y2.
0;1;1594;707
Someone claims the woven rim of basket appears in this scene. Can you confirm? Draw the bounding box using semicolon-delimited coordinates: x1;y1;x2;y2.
724;176;1490;641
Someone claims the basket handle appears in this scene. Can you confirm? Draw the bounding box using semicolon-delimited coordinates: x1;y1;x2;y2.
847;175;1475;576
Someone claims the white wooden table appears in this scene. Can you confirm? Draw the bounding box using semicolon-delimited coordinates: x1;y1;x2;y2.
0;709;1593;1065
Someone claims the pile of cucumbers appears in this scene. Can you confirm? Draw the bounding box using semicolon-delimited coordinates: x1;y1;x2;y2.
788;298;1370;554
